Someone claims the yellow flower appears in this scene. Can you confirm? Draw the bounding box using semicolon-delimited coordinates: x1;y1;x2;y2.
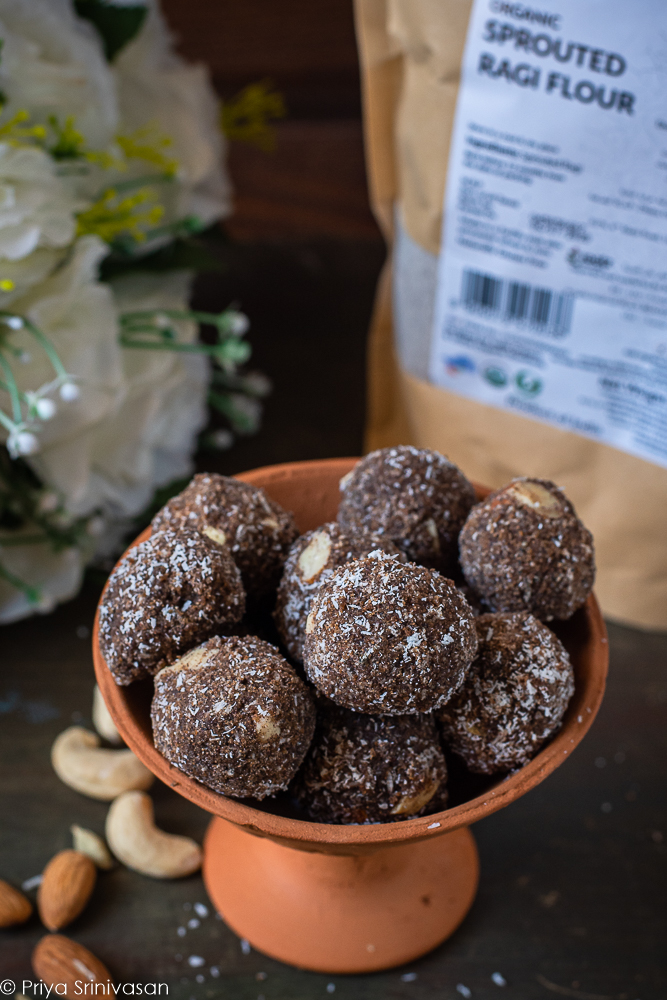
76;187;164;244
0;110;47;146
220;81;286;152
116;125;178;177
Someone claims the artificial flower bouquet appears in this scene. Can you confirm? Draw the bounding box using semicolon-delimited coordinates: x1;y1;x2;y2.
0;0;268;623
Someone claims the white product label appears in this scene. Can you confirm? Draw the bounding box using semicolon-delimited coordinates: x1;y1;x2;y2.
429;0;667;468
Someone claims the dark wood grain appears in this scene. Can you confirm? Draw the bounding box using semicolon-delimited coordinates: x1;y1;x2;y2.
160;0;378;240
226;121;380;241
161;0;362;118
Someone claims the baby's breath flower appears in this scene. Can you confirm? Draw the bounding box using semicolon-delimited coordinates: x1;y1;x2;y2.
59;381;80;402
2;315;23;330
7;428;39;457
26;394;57;421
228;311;250;336
210;428;233;450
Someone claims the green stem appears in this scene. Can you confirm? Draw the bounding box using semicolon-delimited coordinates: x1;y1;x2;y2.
0;381;39;405
21;319;68;380
0;353;22;422
0;408;17;433
120;308;237;328
0;558;41;604
140;216;204;242
0;533;50;546
119;335;224;357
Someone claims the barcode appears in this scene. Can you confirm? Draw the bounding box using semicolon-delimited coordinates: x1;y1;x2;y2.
461;269;573;336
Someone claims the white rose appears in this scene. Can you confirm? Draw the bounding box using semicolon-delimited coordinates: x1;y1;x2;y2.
0;143;79;258
113;0;232;230
0;0;223;622
0;256;210;620
83;268;208;530
3;262;207;530
0;0;117;149
0;535;84;624
0;141;84;305
3;234;125;503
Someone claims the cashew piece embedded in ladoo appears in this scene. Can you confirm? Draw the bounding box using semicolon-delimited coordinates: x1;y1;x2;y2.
105;791;202;879
51;726;153;800
92;684;123;745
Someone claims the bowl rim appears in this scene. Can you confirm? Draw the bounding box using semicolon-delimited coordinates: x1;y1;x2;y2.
93;457;609;850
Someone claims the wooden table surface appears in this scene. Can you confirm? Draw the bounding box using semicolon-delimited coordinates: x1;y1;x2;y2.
1;239;666;999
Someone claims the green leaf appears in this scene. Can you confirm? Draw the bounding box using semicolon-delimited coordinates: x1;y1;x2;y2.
0;558;40;604
74;0;147;62
99;234;227;281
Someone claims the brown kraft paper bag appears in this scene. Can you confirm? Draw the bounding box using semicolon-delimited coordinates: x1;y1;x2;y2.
353;0;667;630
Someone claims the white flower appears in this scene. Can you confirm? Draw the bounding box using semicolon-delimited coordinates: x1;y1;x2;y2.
0;0;117;149
24;392;56;420
0;144;80;258
59;380;79;401
2;252;207;531
80;268;208;526
113;0;232;229
0;142;84;304
1;251;209;618
227;311;250;336
0;538;84;624
2;234;125;496
7;427;38;456
0;0;233;623
0;0;231;235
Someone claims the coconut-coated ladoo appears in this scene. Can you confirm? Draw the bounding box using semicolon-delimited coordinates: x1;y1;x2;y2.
293;704;448;824
459;478;595;621
274;522;403;662
337;446;476;573
303;551;478;714
151;473;298;599
99;527;245;685
438;612;575;774
151;635;316;799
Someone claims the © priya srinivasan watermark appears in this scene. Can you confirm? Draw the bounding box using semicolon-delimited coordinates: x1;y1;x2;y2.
17;983;168;996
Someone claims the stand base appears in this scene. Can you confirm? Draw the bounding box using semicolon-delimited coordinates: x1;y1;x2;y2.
203;818;479;973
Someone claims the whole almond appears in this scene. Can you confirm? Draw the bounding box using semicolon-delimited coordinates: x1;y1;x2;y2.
0;879;32;926
38;850;96;931
32;934;113;997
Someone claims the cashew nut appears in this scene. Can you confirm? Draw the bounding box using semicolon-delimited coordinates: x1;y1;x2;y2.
92;685;123;745
51;727;153;801
105;791;202;879
70;825;114;870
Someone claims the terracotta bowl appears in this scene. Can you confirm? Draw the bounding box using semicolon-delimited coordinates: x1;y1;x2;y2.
93;458;608;974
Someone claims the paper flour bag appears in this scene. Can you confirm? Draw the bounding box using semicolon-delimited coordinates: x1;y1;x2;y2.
353;0;667;629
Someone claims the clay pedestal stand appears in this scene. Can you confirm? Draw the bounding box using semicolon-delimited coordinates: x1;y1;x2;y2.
93;458;608;974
